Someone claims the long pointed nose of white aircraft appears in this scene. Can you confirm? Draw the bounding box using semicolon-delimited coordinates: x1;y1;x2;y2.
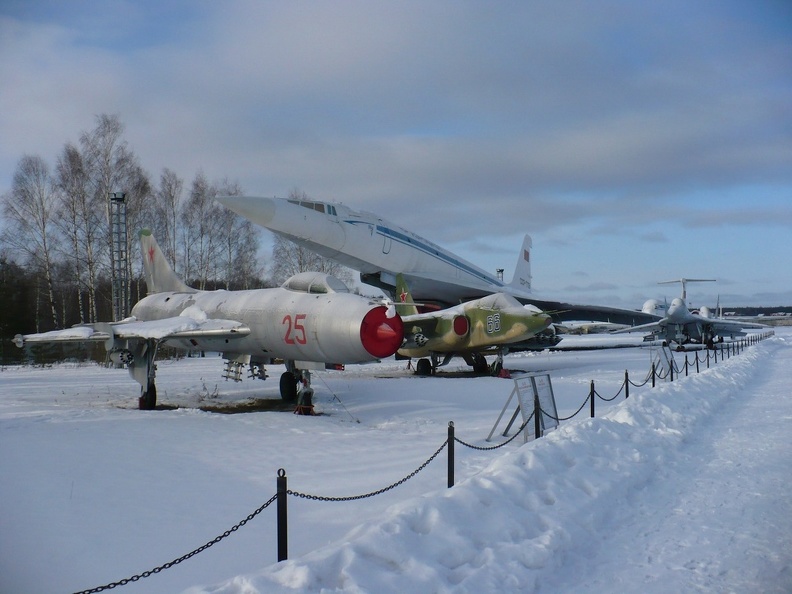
216;195;276;225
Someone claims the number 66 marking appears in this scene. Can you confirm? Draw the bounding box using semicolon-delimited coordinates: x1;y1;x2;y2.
283;313;307;345
487;313;501;334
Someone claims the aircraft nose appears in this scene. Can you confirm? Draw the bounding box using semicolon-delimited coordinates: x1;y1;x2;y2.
360;306;404;358
216;195;276;224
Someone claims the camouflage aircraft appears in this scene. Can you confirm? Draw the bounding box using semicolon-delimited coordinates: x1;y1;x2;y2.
395;274;552;375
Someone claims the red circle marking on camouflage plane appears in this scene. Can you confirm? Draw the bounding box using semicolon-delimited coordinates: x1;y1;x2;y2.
453;315;469;336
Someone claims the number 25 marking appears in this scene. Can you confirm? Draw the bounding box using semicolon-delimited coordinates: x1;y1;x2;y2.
283;313;307;345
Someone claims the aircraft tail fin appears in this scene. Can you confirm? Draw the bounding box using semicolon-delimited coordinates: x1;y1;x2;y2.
508;234;532;293
139;229;193;294
394;273;420;316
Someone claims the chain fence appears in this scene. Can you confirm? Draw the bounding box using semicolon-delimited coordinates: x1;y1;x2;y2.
73;494;278;594
71;331;773;593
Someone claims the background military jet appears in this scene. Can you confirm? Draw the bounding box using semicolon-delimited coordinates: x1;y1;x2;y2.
611;278;767;348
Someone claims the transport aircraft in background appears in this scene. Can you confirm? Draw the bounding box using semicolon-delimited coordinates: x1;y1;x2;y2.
14;230;404;408
215;195;659;328
611;278;767;348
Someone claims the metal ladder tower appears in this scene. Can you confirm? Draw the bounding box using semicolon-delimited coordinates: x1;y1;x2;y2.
109;192;129;321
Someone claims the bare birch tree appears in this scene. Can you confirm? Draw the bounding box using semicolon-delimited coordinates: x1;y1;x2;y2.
54;142;104;322
153;168;183;271
182;171;224;289
214;178;262;289
79;114;151;316
2;155;60;330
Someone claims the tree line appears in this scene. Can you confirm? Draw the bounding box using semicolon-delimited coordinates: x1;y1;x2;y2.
0;114;350;356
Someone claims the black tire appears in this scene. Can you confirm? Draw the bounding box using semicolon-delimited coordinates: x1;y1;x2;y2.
472;354;489;374
280;372;298;402
416;358;432;376
139;383;157;410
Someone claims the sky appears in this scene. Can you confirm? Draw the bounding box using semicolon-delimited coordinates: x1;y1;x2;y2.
1;0;791;308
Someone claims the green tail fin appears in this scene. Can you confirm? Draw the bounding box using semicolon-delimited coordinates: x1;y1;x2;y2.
395;274;419;316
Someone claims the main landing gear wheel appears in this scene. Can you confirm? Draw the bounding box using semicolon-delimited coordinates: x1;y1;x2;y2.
472;353;489;375
139;381;157;410
279;371;298;402
416;358;432;376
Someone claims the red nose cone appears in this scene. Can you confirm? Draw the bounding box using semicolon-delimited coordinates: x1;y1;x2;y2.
360;306;404;358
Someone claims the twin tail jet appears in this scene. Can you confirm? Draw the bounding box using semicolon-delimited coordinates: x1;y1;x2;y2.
15;230;404;408
611;278;767;348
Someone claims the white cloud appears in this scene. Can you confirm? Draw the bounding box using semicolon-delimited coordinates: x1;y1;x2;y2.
1;1;791;306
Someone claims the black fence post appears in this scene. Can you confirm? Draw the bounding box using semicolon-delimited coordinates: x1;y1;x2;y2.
706;349;710;369
670;361;674;382
447;421;455;489
589;380;595;418
696;352;700;374
684;354;689;377
652;362;656;388
277;468;288;562
624;370;629;399
534;391;541;439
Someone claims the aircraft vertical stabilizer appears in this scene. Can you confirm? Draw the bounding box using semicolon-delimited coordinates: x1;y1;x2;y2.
139;229;193;294
508;234;533;294
395;273;420;316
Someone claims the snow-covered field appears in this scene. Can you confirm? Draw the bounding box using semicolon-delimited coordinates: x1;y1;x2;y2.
1;330;790;594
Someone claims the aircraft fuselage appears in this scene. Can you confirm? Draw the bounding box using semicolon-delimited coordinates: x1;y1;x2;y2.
216;195;522;304
131;283;402;364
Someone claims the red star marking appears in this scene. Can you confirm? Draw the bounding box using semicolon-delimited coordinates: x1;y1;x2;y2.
399;290;408;303
148;246;156;263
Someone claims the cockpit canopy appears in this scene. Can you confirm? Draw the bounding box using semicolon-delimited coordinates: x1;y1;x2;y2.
476;292;522;310
287;199;338;217
282;271;350;294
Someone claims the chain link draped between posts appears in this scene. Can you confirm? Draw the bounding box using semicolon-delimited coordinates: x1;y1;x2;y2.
72;494;278;594
287;439;449;502
627;367;654;388
454;410;536;450
593;386;622;403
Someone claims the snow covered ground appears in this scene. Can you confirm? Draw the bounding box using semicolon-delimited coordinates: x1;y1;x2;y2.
1;330;790;593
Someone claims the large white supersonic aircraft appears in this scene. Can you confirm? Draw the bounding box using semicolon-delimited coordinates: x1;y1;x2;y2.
216;195;659;327
14;230;404;409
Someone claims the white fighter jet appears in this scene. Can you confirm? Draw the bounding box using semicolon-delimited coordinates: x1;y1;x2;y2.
611;278;767;348
215;195;658;328
14;230;404;409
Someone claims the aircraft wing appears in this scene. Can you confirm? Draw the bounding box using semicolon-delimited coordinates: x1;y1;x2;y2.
610;320;665;335
699;317;767;334
14;325;110;345
15;316;250;347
